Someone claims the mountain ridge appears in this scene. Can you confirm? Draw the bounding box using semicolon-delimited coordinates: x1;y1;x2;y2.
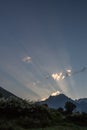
40;93;87;113
0;86;18;98
0;86;87;113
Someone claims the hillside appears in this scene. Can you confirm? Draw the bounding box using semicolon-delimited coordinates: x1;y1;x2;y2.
0;86;87;113
0;86;18;98
0;87;87;129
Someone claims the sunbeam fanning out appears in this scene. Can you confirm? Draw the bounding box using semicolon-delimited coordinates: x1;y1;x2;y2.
0;0;87;101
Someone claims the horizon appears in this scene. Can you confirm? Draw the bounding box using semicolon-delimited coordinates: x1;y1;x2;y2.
0;86;87;102
0;0;87;100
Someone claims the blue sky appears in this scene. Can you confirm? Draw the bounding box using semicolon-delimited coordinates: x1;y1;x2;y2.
0;0;87;100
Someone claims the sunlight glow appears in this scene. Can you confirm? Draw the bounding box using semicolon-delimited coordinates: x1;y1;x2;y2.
51;73;63;81
51;90;60;96
41;97;48;101
51;69;72;81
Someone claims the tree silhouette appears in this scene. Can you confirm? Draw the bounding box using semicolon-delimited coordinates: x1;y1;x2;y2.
65;101;76;114
57;107;64;114
0;93;3;98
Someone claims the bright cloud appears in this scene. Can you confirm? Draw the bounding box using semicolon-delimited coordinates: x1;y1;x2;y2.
22;56;32;63
51;90;60;96
51;72;63;81
66;69;72;76
41;97;48;101
66;69;71;73
41;90;60;101
51;69;72;81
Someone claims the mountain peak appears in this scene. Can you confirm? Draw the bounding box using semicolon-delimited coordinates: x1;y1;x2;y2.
40;93;73;109
48;93;69;100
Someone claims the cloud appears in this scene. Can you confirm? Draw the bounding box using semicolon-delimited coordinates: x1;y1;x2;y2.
22;56;32;63
66;69;71;73
51;69;72;81
41;97;48;101
41;90;60;101
51;72;63;81
51;90;60;96
61;75;65;80
66;69;72;76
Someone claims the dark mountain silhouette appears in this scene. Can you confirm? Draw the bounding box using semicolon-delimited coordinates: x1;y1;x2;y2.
40;94;76;109
76;98;87;103
0;86;18;98
76;98;87;112
0;86;87;113
40;94;87;113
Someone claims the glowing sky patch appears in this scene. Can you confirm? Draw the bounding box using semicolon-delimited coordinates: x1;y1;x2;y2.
52;69;72;81
41;97;48;101
52;73;63;81
51;91;60;96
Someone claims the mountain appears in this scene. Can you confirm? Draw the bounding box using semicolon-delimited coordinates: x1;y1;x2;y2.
0;86;18;98
0;86;87;113
76;98;87;103
40;94;87;113
40;94;76;109
76;98;87;112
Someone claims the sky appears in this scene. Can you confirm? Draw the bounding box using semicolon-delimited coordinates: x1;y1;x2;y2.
0;0;87;100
